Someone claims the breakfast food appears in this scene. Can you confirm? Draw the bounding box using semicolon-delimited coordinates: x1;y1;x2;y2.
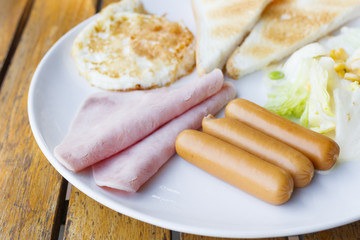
192;0;272;76
72;0;195;90
225;99;340;170
264;43;337;134
57;0;354;202
334;84;360;162
54;69;224;172
92;83;236;192
226;0;360;79
176;130;294;205
202;115;314;187
262;29;360;163
100;0;146;15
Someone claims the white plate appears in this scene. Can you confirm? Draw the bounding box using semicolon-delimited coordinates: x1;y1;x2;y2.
28;0;360;238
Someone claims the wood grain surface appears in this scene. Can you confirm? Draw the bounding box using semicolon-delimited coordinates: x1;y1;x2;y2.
180;233;287;240
0;0;96;239
303;221;360;240
102;0;120;8
63;187;171;239
0;0;28;73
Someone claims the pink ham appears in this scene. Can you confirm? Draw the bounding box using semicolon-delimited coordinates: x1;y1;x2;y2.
92;82;236;192
54;69;224;172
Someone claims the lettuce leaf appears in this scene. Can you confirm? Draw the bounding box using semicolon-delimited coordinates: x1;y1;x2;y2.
265;43;327;119
334;82;360;162
322;27;360;54
265;44;338;133
300;57;337;133
265;59;310;119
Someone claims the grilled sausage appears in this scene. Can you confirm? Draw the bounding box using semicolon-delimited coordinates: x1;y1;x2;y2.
175;129;294;205
225;98;340;170
202;115;314;187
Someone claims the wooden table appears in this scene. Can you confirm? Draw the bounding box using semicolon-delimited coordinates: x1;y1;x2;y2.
1;0;359;239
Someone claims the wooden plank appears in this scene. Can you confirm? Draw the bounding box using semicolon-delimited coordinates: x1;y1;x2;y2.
0;0;96;239
180;233;288;240
102;0;120;8
302;220;360;239
180;221;360;239
0;0;28;72
63;187;171;239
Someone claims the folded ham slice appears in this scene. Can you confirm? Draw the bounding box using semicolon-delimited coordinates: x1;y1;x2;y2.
54;69;224;172
92;82;236;192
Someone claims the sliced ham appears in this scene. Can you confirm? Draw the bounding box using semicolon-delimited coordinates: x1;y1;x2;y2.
92;82;236;192
54;69;224;172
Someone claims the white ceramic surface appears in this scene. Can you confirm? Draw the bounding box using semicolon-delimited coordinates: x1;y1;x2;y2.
28;0;360;238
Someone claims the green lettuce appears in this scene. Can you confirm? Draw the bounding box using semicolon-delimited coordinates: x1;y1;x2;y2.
265;60;310;119
265;43;338;133
334;82;360;162
300;57;337;133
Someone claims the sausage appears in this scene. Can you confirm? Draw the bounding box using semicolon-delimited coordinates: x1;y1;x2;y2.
202;115;314;187
175;129;294;205
225;98;340;170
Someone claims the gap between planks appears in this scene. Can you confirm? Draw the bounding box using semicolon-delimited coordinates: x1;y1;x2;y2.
58;2;100;238
0;0;35;88
96;0;104;12
58;182;71;240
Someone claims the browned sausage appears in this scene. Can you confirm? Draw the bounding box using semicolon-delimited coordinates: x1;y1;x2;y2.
175;129;294;205
225;98;340;170
202;115;314;187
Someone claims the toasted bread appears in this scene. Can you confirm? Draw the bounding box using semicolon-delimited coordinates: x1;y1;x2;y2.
226;0;360;79
192;0;272;76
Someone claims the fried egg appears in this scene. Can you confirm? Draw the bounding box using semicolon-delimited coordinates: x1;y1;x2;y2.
72;0;195;91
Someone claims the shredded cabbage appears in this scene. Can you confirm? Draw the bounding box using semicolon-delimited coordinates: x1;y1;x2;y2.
346;47;360;73
300;57;337;133
321;27;360;54
265;43;327;119
265;44;338;133
334;82;360;162
264;28;360;162
265;60;310;119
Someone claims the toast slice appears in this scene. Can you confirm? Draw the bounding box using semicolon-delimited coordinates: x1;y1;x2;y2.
226;0;360;79
192;0;272;76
